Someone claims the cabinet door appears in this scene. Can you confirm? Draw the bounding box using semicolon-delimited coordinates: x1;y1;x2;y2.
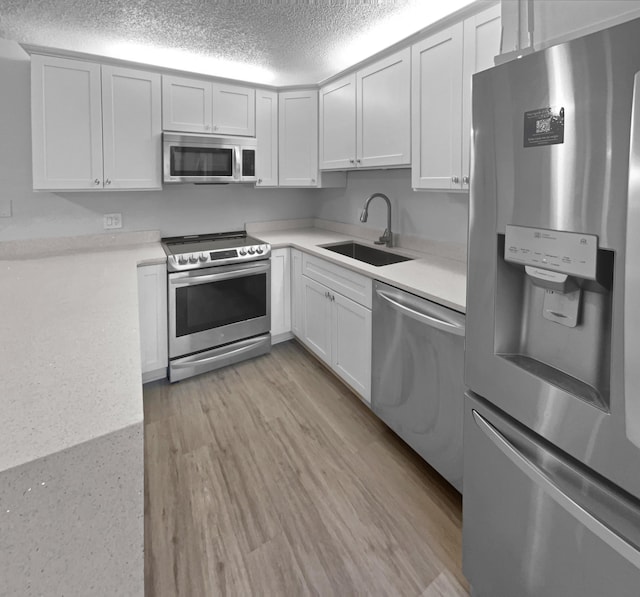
102;66;162;190
31;55;103;190
137;264;168;383
357;47;411;168
211;82;255;136
411;23;464;190
462;4;501;187
270;248;291;342
278;90;319;187
319;73;356;170
162;75;213;133
290;249;303;338
332;292;372;403
256;89;278;186
301;276;332;363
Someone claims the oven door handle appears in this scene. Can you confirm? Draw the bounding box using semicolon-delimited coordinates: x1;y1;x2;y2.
170;262;270;286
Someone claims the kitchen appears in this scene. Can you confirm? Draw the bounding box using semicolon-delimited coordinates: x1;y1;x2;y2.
2;1;640;596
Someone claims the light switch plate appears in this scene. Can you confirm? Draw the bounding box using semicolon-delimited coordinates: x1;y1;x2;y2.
103;213;122;229
0;199;12;218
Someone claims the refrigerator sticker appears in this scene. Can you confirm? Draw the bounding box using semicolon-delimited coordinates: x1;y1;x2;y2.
524;107;564;147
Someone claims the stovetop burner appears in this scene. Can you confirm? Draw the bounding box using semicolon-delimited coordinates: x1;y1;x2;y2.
162;230;271;272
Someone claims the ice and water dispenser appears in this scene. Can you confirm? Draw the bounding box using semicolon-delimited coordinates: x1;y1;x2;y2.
494;225;615;411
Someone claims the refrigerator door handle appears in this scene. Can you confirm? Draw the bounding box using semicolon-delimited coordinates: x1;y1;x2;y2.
472;409;640;568
625;71;640;449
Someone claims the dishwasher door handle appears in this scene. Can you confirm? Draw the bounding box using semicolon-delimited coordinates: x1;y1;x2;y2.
375;289;465;336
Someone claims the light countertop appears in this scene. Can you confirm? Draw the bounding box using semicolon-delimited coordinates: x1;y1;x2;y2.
254;227;467;313
0;231;165;472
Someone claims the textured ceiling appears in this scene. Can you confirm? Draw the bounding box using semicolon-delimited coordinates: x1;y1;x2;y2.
0;0;477;85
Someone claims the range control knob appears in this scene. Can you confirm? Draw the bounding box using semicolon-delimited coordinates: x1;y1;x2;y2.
177;256;188;265
256;246;263;254
248;247;256;255
199;253;208;262
239;248;247;256
188;254;198;264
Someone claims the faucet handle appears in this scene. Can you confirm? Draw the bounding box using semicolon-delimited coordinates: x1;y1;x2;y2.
375;229;392;247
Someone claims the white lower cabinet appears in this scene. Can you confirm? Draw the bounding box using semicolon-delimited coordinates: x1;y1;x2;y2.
270;248;292;342
290;249;304;337
137;264;168;383
298;254;372;404
301;276;333;362
331;291;372;401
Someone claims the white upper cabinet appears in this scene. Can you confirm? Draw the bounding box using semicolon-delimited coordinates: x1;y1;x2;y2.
279;89;319;186
412;4;501;191
31;55;104;190
411;4;500;190
319;47;411;171
162;75;255;136
101;66;162;190
31;55;161;191
161;75;212;133
211;82;255;136
319;73;356;170
255;89;279;186
357;48;411;168
461;4;502;183
411;23;464;191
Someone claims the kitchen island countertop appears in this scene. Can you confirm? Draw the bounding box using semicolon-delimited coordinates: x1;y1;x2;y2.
0;230;165;597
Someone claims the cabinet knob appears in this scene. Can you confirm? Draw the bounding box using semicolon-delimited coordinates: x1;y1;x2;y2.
356;159;361;164
213;126;218;131
205;125;211;131
311;178;316;184
349;159;355;164
105;179;111;185
257;178;263;184
463;176;470;185
452;176;460;184
94;179;100;186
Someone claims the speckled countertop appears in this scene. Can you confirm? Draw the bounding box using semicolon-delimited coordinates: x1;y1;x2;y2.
252;226;467;313
0;231;166;472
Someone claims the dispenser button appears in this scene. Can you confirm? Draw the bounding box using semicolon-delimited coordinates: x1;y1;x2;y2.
248;247;255;255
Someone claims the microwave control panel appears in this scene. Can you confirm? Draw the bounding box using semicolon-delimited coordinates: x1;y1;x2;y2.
504;225;598;280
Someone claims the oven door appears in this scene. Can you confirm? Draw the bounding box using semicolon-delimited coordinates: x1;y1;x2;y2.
168;260;270;358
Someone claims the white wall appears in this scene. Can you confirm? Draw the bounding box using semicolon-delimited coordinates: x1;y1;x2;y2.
0;38;316;242
501;0;640;54
316;169;469;245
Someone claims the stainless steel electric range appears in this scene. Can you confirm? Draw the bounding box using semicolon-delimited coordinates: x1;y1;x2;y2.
162;231;271;382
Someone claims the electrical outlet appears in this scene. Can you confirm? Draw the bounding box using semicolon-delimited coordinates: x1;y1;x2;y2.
0;199;12;218
103;213;122;230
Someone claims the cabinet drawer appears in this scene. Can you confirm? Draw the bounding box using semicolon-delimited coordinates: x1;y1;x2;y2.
302;253;372;308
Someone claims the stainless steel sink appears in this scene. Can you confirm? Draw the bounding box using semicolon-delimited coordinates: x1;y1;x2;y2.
322;241;413;267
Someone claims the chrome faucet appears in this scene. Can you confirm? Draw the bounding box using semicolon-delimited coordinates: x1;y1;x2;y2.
360;192;393;247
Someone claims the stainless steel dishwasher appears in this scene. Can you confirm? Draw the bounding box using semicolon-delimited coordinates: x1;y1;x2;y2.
372;280;465;491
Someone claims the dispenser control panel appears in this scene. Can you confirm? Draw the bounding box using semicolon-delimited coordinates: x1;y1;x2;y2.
504;225;598;280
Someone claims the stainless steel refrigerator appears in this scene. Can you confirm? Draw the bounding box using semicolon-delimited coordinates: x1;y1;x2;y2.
464;16;640;597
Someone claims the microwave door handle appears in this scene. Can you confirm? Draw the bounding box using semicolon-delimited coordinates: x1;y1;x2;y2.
234;145;241;180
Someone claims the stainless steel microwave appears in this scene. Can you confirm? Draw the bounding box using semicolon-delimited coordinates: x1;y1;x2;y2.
163;132;257;184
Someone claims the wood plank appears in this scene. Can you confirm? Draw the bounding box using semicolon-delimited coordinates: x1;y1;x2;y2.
144;340;468;596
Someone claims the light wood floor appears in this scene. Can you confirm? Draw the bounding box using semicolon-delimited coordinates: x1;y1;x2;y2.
144;340;469;597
